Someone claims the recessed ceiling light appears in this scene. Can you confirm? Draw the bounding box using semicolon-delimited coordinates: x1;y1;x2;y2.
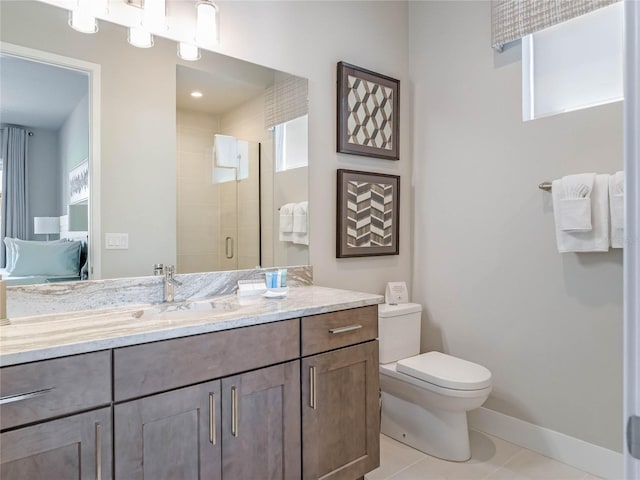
191;91;203;98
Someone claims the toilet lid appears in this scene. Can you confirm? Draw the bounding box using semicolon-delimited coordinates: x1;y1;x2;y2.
396;352;492;391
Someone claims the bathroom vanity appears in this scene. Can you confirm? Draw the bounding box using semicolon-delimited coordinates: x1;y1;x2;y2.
0;286;382;480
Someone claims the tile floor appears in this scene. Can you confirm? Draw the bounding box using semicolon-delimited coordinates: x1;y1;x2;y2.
365;431;601;480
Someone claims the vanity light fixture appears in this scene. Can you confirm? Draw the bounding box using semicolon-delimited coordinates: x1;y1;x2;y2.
128;26;154;48
68;0;109;33
178;43;201;61
190;91;203;98
196;0;220;46
68;9;98;33
141;0;167;32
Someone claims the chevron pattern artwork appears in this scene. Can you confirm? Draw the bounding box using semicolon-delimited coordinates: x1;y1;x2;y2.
346;75;394;151
346;180;394;247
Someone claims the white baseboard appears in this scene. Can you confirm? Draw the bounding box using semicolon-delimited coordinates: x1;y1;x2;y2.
468;407;623;480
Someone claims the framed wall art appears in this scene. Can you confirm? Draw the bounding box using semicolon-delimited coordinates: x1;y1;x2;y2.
69;160;89;205
337;169;400;258
337;62;400;160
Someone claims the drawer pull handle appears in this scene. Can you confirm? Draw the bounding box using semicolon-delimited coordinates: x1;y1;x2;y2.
209;392;216;445
95;422;102;480
310;366;317;409
231;386;238;437
329;324;363;334
0;388;53;405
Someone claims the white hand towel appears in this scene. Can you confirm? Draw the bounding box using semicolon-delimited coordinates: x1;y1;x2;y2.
279;203;295;242
609;171;624;248
552;174;610;253
212;166;236;184
293;201;309;245
214;134;238;168
557;173;596;231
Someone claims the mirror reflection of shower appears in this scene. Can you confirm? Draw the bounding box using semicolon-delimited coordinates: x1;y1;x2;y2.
176;65;309;274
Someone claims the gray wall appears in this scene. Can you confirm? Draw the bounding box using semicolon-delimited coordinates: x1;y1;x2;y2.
25;128;59;239
59;92;89;210
409;1;623;452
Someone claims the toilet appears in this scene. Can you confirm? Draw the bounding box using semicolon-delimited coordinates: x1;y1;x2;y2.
378;303;492;462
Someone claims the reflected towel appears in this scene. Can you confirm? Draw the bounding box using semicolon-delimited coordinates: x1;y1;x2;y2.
609;171;624;248
552;174;610;253
214;134;238;168
279;203;295;242
293;201;308;245
557;173;596;231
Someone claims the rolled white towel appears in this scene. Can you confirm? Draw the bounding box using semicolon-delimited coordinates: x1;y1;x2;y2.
279;203;295;242
552;174;610;253
557;173;596;232
609;171;624;248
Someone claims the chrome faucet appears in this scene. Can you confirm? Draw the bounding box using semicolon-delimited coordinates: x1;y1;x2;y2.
163;265;182;303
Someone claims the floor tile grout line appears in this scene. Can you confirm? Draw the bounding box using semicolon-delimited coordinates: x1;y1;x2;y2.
383;455;432;480
479;443;527;480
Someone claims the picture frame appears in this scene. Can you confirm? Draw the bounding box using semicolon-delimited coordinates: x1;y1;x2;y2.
337;62;400;160
69;160;89;205
337;169;400;258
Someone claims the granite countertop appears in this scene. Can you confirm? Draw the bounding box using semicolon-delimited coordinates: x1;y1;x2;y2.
0;286;383;367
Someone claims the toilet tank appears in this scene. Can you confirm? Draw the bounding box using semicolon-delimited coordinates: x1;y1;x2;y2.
378;303;423;364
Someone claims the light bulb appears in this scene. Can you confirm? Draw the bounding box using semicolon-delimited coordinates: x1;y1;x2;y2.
68;9;98;34
142;0;167;31
128;26;154;48
178;43;201;61
196;0;219;46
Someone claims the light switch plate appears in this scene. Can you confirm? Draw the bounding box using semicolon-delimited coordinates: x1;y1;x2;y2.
105;233;129;250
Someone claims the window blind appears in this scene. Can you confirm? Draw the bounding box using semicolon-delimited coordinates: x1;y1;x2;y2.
264;75;308;129
492;0;621;50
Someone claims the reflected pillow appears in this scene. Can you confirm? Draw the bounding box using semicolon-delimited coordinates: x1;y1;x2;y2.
3;237;16;271
9;239;81;277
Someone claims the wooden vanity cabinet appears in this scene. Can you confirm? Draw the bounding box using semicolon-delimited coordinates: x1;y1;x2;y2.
113;319;302;480
1;304;381;480
115;380;222;479
301;306;380;480
221;361;301;480
0;351;112;480
0;407;112;480
114;361;301;480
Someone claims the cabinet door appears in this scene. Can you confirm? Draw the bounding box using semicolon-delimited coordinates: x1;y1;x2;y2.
222;360;301;480
115;380;221;480
0;407;112;480
302;341;380;480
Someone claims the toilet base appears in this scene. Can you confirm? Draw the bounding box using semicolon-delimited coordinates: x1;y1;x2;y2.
381;391;471;462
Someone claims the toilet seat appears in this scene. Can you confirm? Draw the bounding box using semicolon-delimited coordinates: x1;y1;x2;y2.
379;363;492;399
396;352;492;391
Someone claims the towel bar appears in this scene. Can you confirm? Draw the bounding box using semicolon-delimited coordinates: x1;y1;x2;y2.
538;181;552;191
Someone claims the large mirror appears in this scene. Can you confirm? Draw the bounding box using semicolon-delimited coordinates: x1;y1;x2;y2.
0;0;309;283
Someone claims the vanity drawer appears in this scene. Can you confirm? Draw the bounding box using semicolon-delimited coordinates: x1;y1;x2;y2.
0;351;111;430
301;305;378;356
114;318;299;401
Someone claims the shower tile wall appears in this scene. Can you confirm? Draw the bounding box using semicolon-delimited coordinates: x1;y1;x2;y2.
176;109;222;273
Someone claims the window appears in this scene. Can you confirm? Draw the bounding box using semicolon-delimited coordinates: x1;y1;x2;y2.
275;114;308;172
522;2;623;121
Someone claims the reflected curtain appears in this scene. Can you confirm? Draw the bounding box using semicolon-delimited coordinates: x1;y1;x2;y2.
1;126;29;267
